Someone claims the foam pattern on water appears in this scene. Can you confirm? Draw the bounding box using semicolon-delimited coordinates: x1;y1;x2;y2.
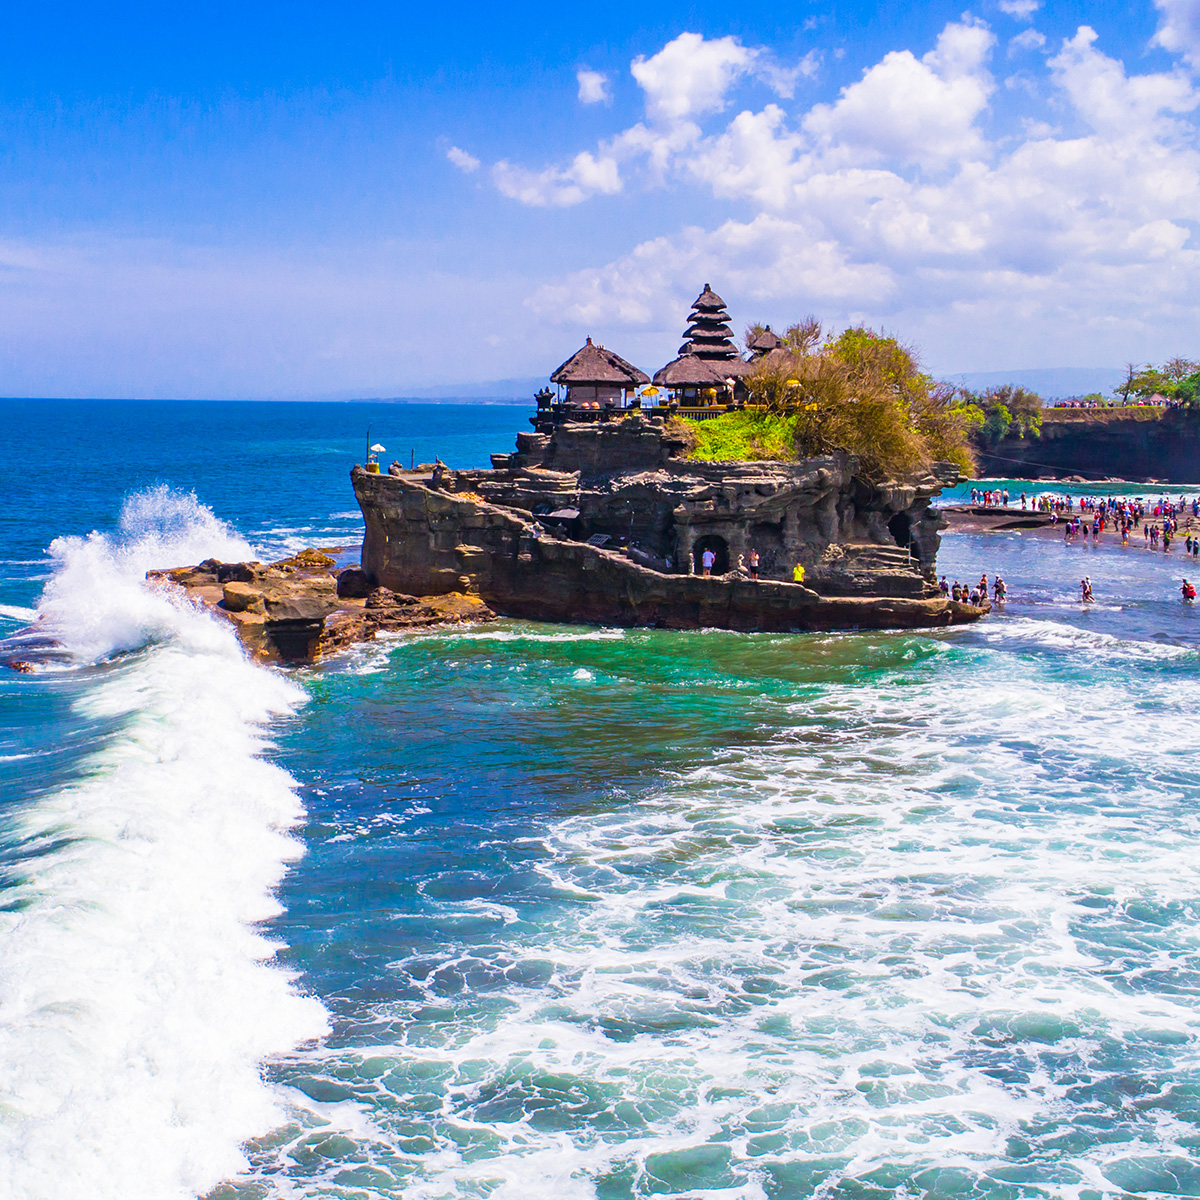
226;622;1200;1199
0;487;329;1200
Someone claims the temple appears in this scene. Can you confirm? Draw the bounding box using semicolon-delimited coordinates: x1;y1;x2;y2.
346;282;984;634
534;284;764;427
548;337;649;409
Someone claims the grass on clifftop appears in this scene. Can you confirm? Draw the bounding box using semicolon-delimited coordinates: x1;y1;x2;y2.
1042;406;1166;422
686;410;799;461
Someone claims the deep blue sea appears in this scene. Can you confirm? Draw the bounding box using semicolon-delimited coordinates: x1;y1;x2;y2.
3;400;1200;1200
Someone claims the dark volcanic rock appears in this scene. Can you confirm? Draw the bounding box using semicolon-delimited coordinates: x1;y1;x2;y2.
974;409;1200;484
350;418;984;634
336;566;376;598
216;561;261;584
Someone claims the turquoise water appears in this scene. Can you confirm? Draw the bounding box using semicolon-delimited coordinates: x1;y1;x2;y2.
2;401;1200;1199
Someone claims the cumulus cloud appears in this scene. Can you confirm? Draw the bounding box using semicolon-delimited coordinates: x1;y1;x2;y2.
504;20;1200;370
1009;27;1046;52
998;0;1041;20
577;69;611;105
492;151;621;207
1050;26;1197;137
630;33;760;123
446;146;480;173
803;20;995;167
1153;0;1200;68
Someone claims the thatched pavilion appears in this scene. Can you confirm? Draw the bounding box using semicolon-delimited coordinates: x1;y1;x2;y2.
747;326;784;356
549;337;649;410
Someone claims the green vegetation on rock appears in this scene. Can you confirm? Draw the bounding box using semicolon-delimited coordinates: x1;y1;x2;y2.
953;384;1043;444
715;321;975;480
687;410;800;462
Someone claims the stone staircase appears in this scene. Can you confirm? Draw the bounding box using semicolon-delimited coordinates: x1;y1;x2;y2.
809;542;932;599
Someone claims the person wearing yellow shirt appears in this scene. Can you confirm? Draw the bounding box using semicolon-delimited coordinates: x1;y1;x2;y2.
792;562;805;584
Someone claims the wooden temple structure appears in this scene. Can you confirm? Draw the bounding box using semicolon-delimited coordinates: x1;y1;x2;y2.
536;285;785;426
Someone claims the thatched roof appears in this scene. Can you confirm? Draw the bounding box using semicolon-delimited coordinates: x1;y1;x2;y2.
747;327;783;353
741;346;795;376
684;320;736;340
678;341;739;359
691;284;727;313
550;338;650;386
653;354;738;387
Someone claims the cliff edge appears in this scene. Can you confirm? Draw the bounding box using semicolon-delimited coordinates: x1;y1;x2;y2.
353;415;985;633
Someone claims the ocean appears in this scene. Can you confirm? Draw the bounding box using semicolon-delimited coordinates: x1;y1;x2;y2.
2;399;1199;1200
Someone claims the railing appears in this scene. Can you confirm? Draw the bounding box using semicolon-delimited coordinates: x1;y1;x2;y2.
675;407;730;421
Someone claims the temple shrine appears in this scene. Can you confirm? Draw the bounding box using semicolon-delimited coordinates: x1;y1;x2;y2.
535;284;773;427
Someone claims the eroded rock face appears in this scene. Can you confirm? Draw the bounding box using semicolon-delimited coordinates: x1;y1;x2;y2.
147;554;495;662
973;410;1200;483
353;418;981;634
336;566;375;598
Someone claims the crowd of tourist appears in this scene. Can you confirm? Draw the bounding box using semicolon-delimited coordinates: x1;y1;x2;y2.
937;573;1006;607
962;488;1200;606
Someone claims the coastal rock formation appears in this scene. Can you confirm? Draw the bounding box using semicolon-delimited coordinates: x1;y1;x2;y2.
147;553;494;662
974;408;1200;483
354;415;985;633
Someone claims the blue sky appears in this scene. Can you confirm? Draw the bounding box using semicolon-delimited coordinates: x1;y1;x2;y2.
0;0;1197;397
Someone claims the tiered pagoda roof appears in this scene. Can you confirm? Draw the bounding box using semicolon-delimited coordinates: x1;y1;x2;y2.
747;326;784;355
677;285;740;361
550;337;649;387
652;353;736;388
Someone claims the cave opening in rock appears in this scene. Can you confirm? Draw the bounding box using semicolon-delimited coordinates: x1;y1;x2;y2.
888;512;916;560
692;534;729;576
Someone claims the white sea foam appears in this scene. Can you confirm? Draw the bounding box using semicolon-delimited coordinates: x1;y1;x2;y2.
241;619;1200;1198
0;487;329;1200
0;604;38;623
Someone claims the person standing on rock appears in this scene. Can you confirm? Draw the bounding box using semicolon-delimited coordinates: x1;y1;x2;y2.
792;562;805;584
748;548;759;581
701;548;716;577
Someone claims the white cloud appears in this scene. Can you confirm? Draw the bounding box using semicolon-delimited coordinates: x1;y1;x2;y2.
998;0;1040;20
513;20;1200;373
577;69;611;105
1153;0;1200;69
1010;28;1046;52
630;33;759;123
1050;26;1197;137
492;150;622;207
803;21;995;167
446;146;480;173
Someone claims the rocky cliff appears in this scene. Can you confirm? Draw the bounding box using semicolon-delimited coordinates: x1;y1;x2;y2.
352;415;984;633
974;409;1200;483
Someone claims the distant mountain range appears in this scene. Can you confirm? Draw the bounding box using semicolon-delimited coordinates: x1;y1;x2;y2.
942;367;1125;400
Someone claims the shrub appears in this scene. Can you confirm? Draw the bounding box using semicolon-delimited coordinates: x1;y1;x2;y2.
737;324;975;479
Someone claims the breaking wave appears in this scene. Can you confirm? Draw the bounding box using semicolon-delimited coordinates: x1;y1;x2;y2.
0;487;328;1200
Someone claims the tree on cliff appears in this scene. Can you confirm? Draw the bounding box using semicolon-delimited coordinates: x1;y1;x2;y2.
1114;358;1199;405
738;323;975;480
954;384;1043;443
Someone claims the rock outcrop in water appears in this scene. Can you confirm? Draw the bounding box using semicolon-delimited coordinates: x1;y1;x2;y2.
353;415;986;633
147;551;494;663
